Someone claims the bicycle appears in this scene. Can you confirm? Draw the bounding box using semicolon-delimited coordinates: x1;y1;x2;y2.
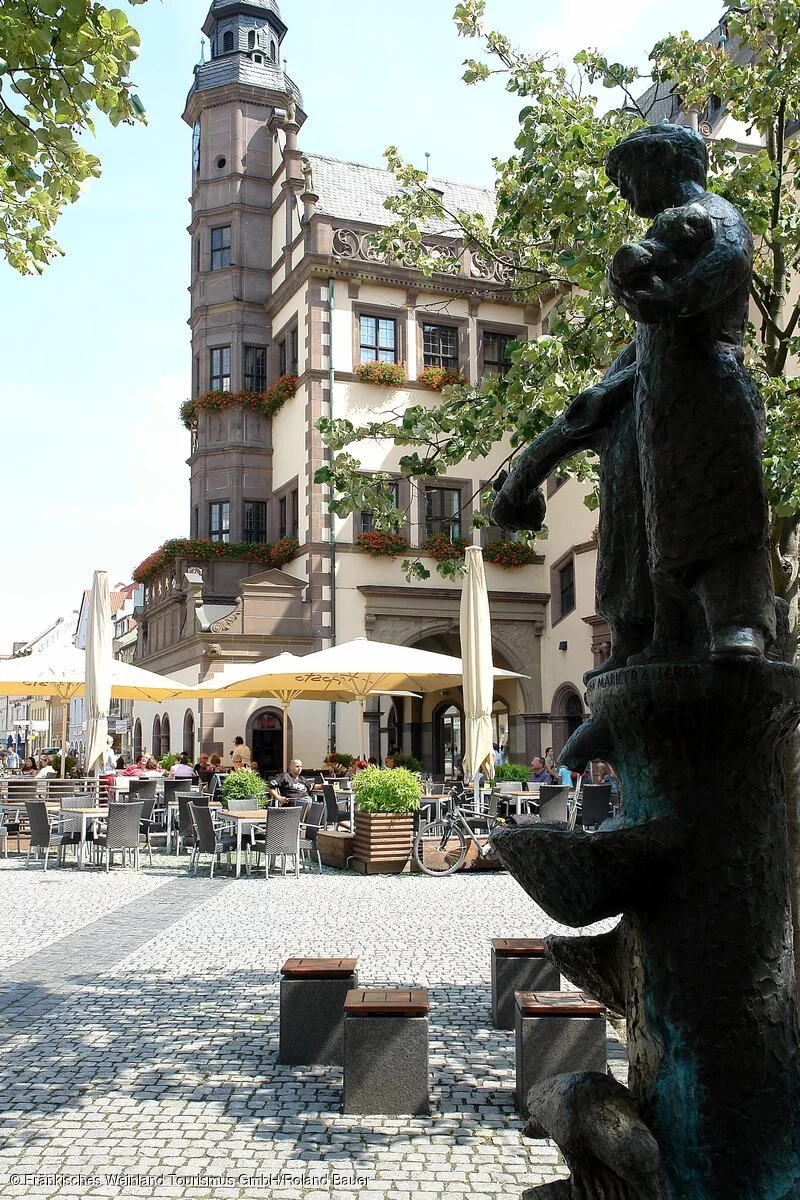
412;787;501;877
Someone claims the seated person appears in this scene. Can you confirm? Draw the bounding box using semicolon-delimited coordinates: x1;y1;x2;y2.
194;752;215;784
593;760;620;794
36;755;56;778
168;752;195;780
268;758;312;806
529;755;553;785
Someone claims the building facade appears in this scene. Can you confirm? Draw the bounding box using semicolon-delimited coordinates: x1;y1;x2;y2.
132;0;600;773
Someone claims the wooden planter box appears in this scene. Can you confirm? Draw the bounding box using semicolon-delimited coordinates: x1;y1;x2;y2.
351;811;414;875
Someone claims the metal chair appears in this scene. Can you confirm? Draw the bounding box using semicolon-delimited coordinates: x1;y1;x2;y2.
579;784;613;830
0;805;23;857
188;802;236;877
249;805;304;878
138;795;159;866
299;800;326;873
93;802;144;871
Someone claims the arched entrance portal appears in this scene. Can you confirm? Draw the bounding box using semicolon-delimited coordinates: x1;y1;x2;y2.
434;701;463;778
249;708;285;777
550;684;586;756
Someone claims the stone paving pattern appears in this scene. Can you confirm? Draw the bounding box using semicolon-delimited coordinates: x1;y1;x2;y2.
0;854;623;1199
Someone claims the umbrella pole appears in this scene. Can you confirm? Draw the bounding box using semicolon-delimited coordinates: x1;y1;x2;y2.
359;699;366;762
282;701;289;772
60;705;68;778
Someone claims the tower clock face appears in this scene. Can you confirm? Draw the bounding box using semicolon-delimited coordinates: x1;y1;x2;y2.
192;121;201;171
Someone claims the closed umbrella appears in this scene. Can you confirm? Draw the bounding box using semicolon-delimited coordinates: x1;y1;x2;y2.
83;570;113;777
460;546;495;809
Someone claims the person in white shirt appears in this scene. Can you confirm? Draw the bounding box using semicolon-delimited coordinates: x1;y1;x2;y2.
6;747;20;770
36;755;56;778
102;736;117;774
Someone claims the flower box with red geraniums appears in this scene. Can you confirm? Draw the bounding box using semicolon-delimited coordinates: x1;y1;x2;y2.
420;533;469;563
133;537;299;585
483;539;538;568
418;366;467;391
179;375;298;429
355;361;407;386
355;530;411;558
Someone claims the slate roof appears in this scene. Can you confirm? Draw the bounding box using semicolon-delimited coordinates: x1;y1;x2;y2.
305;153;497;233
636;19;757;134
187;55;302;107
212;0;282;13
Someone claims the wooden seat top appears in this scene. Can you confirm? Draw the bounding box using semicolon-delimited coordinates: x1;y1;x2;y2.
491;937;546;957
344;987;429;1016
516;990;605;1017
280;956;357;978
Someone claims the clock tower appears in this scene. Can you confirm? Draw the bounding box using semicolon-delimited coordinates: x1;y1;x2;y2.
182;0;305;542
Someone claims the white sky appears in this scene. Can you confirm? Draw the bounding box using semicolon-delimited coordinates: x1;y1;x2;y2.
0;0;724;652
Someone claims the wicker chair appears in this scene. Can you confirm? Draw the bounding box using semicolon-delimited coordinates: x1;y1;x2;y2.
299;800;326;873
176;792;207;854
127;777;158;802
93;802;144;871
249;805;304;878
188;802;237;877
24;800;56;870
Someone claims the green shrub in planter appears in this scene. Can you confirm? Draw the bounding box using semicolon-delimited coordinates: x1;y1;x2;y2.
158;753;179;771
353;765;421;814
392;752;424;774
219;768;267;809
495;762;531;783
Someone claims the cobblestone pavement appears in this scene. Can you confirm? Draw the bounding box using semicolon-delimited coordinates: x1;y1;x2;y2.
0;854;623;1200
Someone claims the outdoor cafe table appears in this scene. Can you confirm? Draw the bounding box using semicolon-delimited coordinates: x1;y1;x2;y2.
164;797;223;853
217;810;264;878
46;804;101;869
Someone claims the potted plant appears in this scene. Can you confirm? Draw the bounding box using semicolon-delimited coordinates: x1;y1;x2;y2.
494;762;531;784
351;765;421;874
219;768;267;809
158;752;179;772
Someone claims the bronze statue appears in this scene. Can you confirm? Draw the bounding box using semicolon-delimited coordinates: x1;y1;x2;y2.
491;125;800;1200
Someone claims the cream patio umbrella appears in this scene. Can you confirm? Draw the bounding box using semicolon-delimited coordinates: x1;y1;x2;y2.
0;647;200;771
84;570;112;777
193;652;419;770
273;637;524;762
459;545;495;808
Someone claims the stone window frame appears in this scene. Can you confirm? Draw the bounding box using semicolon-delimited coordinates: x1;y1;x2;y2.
478;318;526;379
243;344;267;392
209;345;231;392
243;499;268;544
210;225;231;271
416;313;469;379
352;303;407;369
274;315;299;380
273;476;300;542
209;500;231;544
546;473;568;498
550;550;576;626
356;473;412;541
420;475;472;544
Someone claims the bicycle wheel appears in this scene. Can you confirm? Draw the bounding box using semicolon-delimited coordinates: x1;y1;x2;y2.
413;820;468;876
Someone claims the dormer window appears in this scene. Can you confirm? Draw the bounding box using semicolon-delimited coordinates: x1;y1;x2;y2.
222;30;234;52
270;39;277;62
248;30;256;49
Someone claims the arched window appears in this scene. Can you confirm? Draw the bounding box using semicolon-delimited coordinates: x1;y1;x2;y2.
565;694;584;740
247;30;256;49
160;714;171;757
222;30;234;52
152;715;161;759
550;685;585;756
269;39;277;61
492;698;509;756
434;701;463;779
133;719;142;762
183;710;195;761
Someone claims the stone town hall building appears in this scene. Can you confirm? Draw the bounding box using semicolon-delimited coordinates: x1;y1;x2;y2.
133;0;601;774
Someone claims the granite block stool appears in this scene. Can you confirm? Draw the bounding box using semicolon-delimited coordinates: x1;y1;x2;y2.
279;956;358;1065
515;991;607;1115
343;988;430;1115
491;937;561;1029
